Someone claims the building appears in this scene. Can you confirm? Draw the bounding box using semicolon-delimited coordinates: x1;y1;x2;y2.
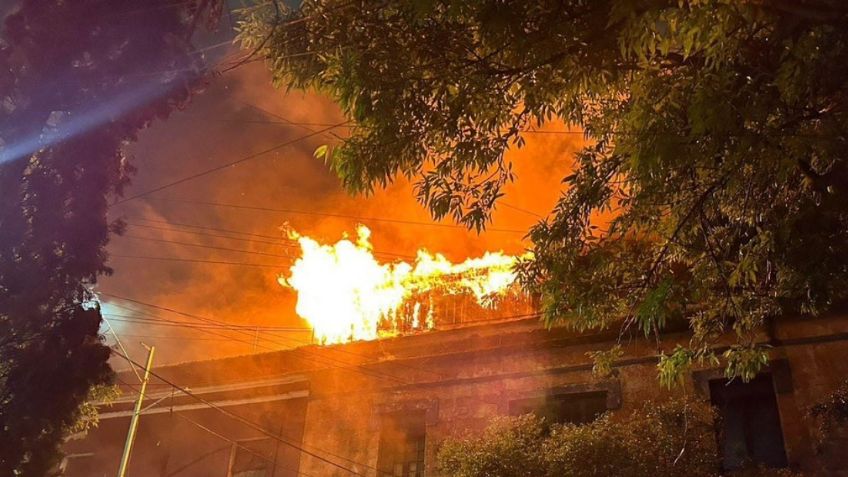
62;313;848;476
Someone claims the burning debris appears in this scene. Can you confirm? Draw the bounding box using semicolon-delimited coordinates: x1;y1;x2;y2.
279;226;532;344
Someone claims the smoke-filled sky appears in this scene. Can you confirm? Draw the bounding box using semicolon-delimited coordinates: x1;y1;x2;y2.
101;59;585;367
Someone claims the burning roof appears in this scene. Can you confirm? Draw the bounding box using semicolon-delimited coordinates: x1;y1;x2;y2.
279;225;534;344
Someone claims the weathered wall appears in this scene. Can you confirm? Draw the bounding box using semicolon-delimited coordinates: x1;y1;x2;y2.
66;315;848;476
63;380;309;476
296;315;848;476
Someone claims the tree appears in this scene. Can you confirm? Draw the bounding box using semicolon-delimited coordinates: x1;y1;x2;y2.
0;1;220;474
437;399;719;477
239;0;848;382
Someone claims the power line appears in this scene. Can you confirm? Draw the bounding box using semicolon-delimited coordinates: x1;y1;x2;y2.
106;307;406;385
105;303;295;355
240;99;346;141
103;297;283;334
120;234;296;259
121;41;238;78
113;121;347;205
101;294;414;385
184;110;848;141
112;375;317;477
104;298;545;389
109;333;241;342
107;313;553;476
101;294;445;381
138;197;528;234
120;219;419;260
103;313;310;333
106;308;563;477
499;201;545;219
111;348;385;476
107;251;403;269
105;313;306;332
104;301;421;385
172;412;317;477
127;217;294;242
109;254;288;269
104;303;294;349
175;115;586;136
122;222;286;246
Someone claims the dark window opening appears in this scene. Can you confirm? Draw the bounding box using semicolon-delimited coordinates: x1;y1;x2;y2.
377;411;426;477
709;374;788;470
229;438;275;477
509;390;607;425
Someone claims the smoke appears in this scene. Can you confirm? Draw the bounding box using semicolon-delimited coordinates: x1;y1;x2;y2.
102;62;585;366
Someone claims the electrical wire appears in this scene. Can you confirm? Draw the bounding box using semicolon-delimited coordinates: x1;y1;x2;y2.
101;293;416;385
136;197;528;234
109;333;241;342
119;218;421;260
105;304;295;354
113;375;317;477
122;222;286;246
240;99;346;141
126;217;294;242
113;121;348;205
101;294;447;381
103;312;310;333
109;254;287;269
111;348;384;476
106;311;554;476
108;310;408;386
174;115;586;136
103;298;549;385
499;201;545;219
120;234;295;259
173;412;317;477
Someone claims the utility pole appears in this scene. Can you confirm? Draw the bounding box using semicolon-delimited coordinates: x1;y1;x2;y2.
117;344;155;477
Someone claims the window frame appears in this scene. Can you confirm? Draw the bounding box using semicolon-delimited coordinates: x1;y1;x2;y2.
227;436;275;477
376;410;427;477
708;373;789;471
508;389;609;425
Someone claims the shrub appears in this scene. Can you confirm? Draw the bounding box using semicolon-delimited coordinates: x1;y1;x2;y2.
438;399;719;477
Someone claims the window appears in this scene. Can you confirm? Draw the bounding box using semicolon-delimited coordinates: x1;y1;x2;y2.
509;390;607;425
709;374;788;470
377;411;426;477
228;438;274;477
58;453;96;477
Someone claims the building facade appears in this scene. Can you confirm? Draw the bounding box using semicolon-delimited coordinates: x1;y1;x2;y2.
63;314;848;476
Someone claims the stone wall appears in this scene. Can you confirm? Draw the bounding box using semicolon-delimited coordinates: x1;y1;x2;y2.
296;315;848;476
66;314;848;476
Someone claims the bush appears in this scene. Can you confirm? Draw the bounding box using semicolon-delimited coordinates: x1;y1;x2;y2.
438;399;719;477
437;414;548;477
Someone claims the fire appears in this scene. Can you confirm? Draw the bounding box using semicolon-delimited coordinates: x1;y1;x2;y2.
279;226;531;344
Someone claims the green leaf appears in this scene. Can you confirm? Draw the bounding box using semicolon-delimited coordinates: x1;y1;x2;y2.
313;144;329;160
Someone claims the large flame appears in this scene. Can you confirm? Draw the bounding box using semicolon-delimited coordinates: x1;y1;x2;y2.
279;226;530;344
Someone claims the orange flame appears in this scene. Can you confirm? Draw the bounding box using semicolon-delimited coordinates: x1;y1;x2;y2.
278;226;530;344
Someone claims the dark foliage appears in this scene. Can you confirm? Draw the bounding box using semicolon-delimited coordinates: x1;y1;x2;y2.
242;0;848;382
437;399;719;477
0;0;220;473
